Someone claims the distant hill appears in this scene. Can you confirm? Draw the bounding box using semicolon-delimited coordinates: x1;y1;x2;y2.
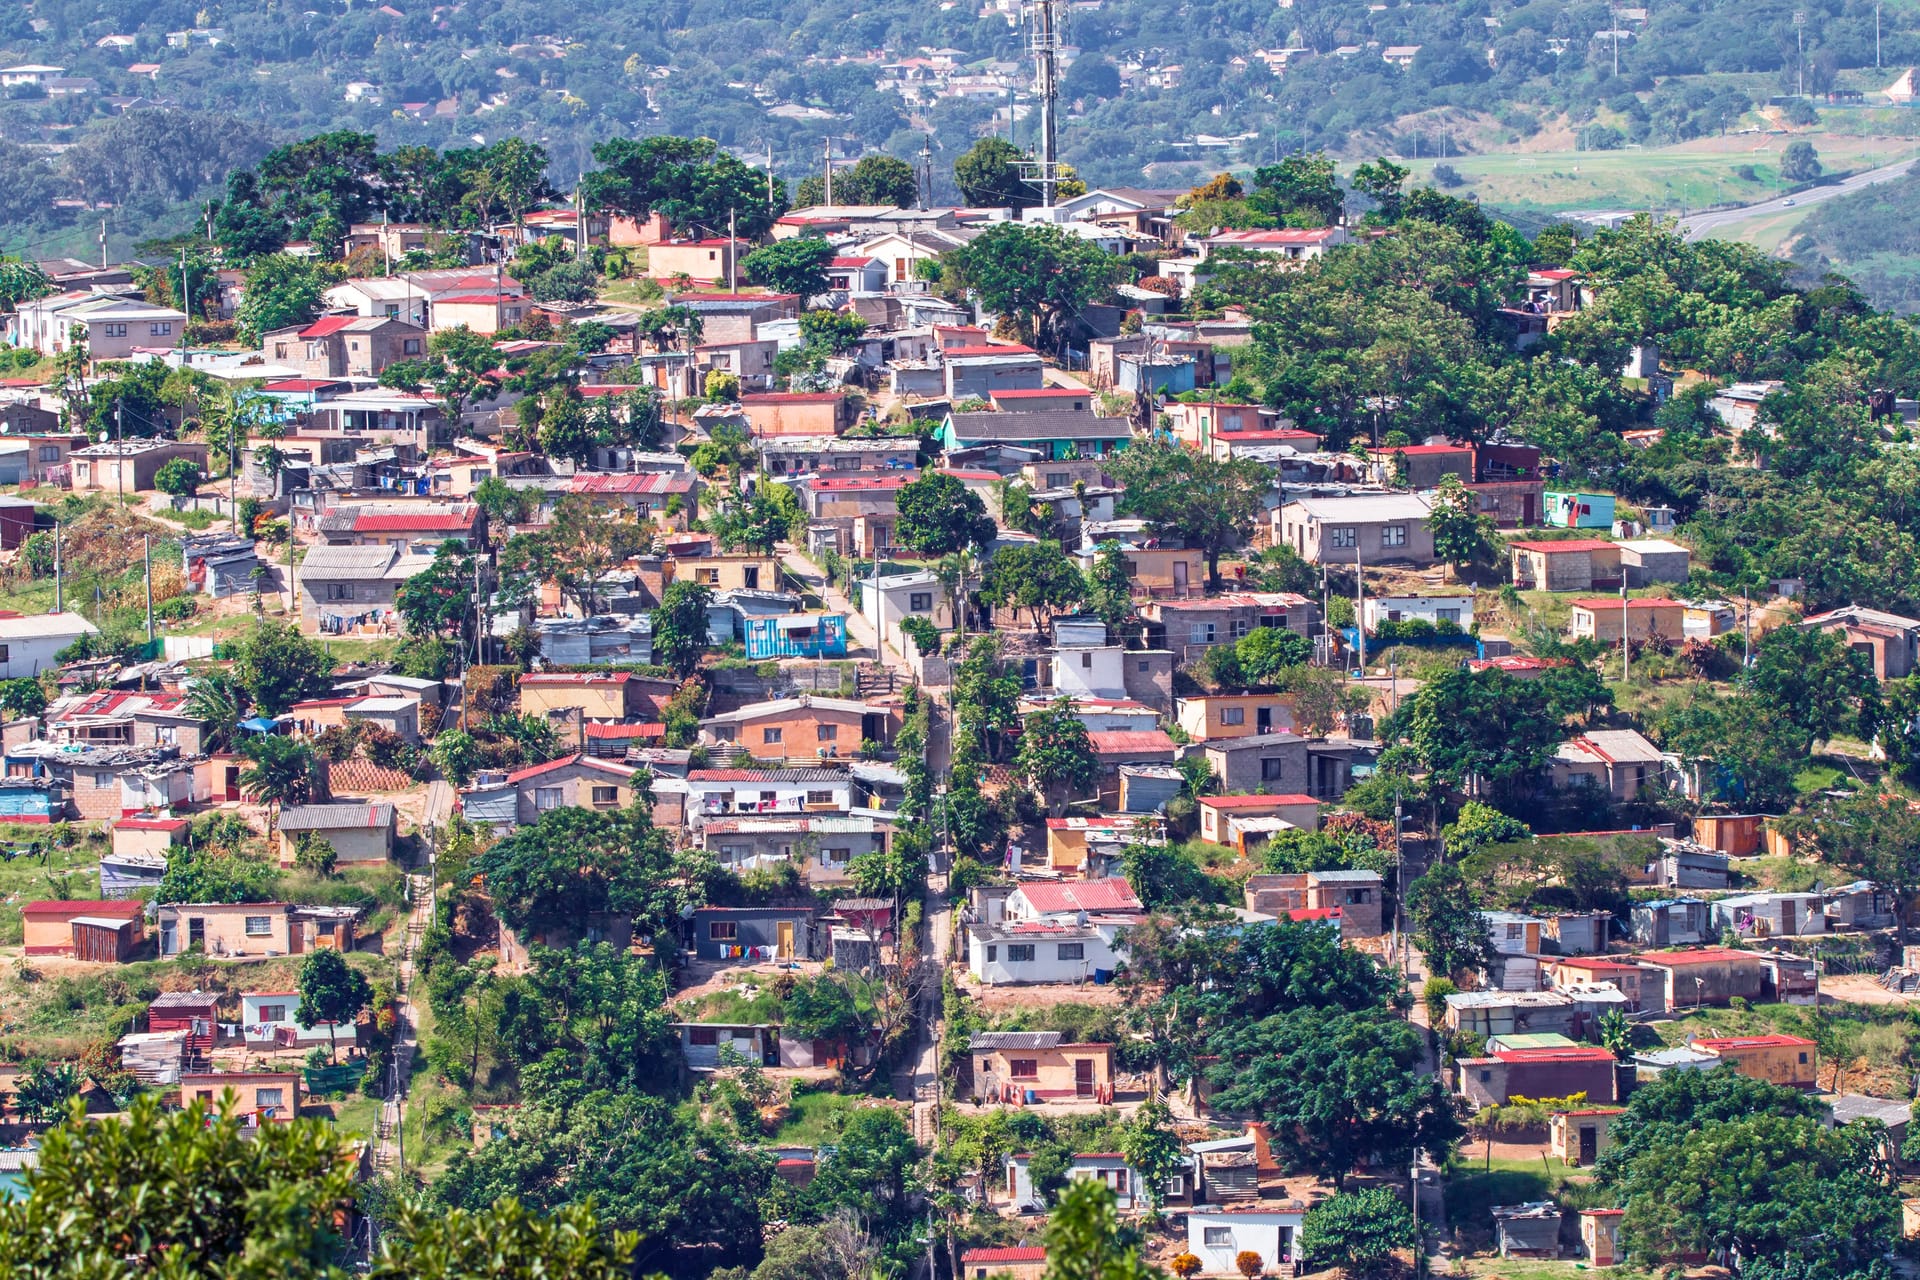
1790;161;1920;312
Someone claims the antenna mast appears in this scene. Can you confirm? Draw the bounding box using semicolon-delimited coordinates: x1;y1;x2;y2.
1021;0;1064;207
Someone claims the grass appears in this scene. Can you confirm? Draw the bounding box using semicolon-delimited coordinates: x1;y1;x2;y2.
1738;855;1822;893
772;1087;899;1145
1444;1162;1597;1234
401;1070;473;1181
1454;1262;1658;1280
323;1090;382;1140
0;838;105;946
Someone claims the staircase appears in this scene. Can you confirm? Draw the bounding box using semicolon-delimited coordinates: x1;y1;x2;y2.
856;664;898;698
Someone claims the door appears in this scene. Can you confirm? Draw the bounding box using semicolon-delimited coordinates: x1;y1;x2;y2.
1256;707;1272;734
1782;900;1796;934
1075;1059;1094;1097
1172;561;1189;595
777;920;795;960
187;917;205;951
1579;1125;1598;1164
289;922;304;956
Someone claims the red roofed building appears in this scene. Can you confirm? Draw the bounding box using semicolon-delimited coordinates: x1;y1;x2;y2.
1008;877;1144;920
961;1248;1047;1280
1203;226;1350;261
264;315;424;379
1468;655;1574;679
110;815;188;859
349;506;484;549
22;899;144;960
649;237;750;286
1456;1044;1620;1106
518;671;649;722
1691;1033;1818;1088
825;256;888;293
1509;538;1622;591
1635;948;1767;1007
1197;792;1320;844
431;293;528;335
1568;596;1685;644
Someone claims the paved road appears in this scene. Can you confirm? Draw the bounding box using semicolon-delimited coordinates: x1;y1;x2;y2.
1679;154;1918;238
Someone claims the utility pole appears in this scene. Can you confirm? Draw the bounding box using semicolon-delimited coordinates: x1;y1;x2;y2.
728;207;738;296
179;244;191;348
1620;584;1630;685
53;522;61;613
98;219;107;270
919;135;934;210
143;535;154;647
1878;1;1883;69
1794;11;1806;98
824;136;834;208
113;399;124;507
1354;543;1366;673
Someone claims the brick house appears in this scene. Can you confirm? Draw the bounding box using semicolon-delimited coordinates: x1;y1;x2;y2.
263;315;424;379
969;1031;1114;1103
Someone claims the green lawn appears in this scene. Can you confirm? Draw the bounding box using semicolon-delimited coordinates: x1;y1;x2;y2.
773;1088;901;1146
0;838;105;946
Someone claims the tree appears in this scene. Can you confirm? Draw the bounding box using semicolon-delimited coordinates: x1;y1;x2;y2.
1441;801;1531;859
1121;842;1213;909
795;154;920;208
1426;473;1497;579
982;542;1086;629
798;308;869;354
1233;1253;1262;1280
1247;153;1346;227
238;734;320;819
296;947;372;1064
0;259;51;312
582;135;785;238
651;579;714;679
954;137;1041;209
1300;1187;1416;1278
1277;665;1369;738
234;254;334;344
470;804;700;946
1235;626;1312;687
1042;1178;1167;1280
743;237;835;300
0;678;46;719
1405;861;1493;980
1745;622;1881;748
1106;439;1272;586
945;223;1122;354
538;496;648;616
1118;1099;1185;1215
1207;1007;1460;1189
183;672;246;754
897;470;996;556
1387;666;1570;804
1781;139;1823;182
395;539;478;648
231;619;332;715
380;325;503;426
1017;698;1098;816
371;1197;635;1280
1349;158;1411;224
1085;541;1136;638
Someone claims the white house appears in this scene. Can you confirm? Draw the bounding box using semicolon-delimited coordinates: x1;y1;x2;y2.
1186;1207;1306;1274
0;65;66;88
966;919;1127;986
1006;878;1144;922
859;570;952;658
1360;592;1475;631
0;612;99;678
239;990;359;1051
1004;1152;1152;1211
322;278;431;327
1052;644;1129;699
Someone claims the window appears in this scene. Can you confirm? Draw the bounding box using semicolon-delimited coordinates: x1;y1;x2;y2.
244;916;272;936
985;945;997;962
1505;923;1522;939
102;323;128;338
1799;1051;1809;1063
1260;758;1285;781
696;568;720;585
384;304;401;318
1058;943;1085;961
1008;1058;1039;1078
709;921;738;941
590;785;618;806
37;447;58;462
1436;608;1460;624
806;789;835;805
350;341;361;351
1328;526;1356;549
91;772;111;787
151;323;173;337
1138;660;1150;672
1381;524;1408;548
1230;619;1250;640
1479;1069;1492;1082
1047;472;1070;487
403;338;421;355
823;847;851;864
1189;623;1215;644
534;786;563;810
762;727;784;745
742;567;760;589
909;592;933;611
325;584;353;601
690;1026;719;1046
1202;1228;1233;1249
1220;707;1245;726
720;844;748;859
1007;944;1036;962
258;1003;287;1022
1165;1174;1185;1196
255;1087;284;1111
817;724;839;741
1080;652;1093;669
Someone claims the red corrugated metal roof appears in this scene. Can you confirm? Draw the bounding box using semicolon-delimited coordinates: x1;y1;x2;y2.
1016;878;1142;914
115;817;187;831
1088;729;1176;754
961;1249;1047;1265
1638;948;1758;966
584;722;665;739
1200;793;1318;809
1493;1046;1616;1063
1508;539;1615;552
1569;597;1680;610
503;753;633;784
22;899;142;916
943;344;1038;358
298;316;357;338
743;392;842;404
518;672;633;685
353;511;477;533
1693;1034;1815;1050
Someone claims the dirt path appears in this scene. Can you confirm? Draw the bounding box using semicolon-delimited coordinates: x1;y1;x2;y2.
375;867;433;1177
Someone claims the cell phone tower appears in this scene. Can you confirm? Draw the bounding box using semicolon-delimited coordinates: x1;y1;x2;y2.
1021;0;1065;207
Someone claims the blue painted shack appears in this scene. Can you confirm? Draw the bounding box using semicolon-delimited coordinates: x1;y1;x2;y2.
745;614;849;660
1544;491;1616;529
0;778;62;824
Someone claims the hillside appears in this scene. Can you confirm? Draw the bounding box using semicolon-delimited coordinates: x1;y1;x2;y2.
8;0;1920;258
1789;160;1920;310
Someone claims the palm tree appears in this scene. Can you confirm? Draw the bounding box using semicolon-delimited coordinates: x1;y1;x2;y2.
238;736;318;828
184;672;248;754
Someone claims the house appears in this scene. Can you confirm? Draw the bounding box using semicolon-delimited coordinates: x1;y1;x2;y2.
460;754;637;827
944;345;1046;400
743;614;850;660
344;696;419;745
1544;490;1615;529
1175;693;1295;741
20;899;145;960
1617;538;1692;587
1042;816;1150;877
649;238;749;284
968;918;1127;985
1800;605;1920;680
968;1032;1114;1103
1551;729;1670;800
429;293;528;334
1579;1209;1626;1267
334;506;483;551
263;316;424;379
680;768;855;822
180;1071;300;1123
1082;534;1206;601
1629;898;1711;948
1360;592;1474;633
699;696;887;760
517;672;652;722
688;904;818;961
1691;1034;1818;1088
70;439;209;494
296;543;435;635
1546;955;1660;1012
0;612;98;678
1549;1107;1624;1167
1568;596;1686;643
240;991;358;1051
1709;892;1827;939
11;292;186;359
1456;1045;1620;1106
1636;948;1767;1009
1366;442;1474;488
157;903;298;958
274;802;397;867
1007;877;1145;922
1200;735;1309;796
1828;880;1896;930
961;1248;1047;1280
1203;794;1322;846
860;570;952;657
759;435;919;477
1543;910;1611;955
939;410;1133;460
1308;870;1385;938
740;393;856;438
1509;539;1621;592
698;814;891;882
1185;1206;1306;1274
99;847;169;899
1275;494;1436;566
1657;845;1732;889
825;256;889;294
1202;226;1349;261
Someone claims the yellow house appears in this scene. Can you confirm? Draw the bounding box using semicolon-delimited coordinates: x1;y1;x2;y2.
1176;693;1296;741
1692;1034;1818;1088
669;554;781;593
1043;816;1147;874
517;672;648;721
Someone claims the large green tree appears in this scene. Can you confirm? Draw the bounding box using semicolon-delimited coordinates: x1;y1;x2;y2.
1106;439;1274;587
234;254;336;344
231;619;333;715
1776;789;1920;943
1016;698;1098;816
796;154;921;208
295;946;372;1064
944;222;1123;354
1299;1187;1417;1278
582;136;785;238
896;470;996;556
981;542;1086;629
742;237;836;299
651;579;714;679
1405;861;1493;981
1745;622;1881;748
953;137;1040;210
